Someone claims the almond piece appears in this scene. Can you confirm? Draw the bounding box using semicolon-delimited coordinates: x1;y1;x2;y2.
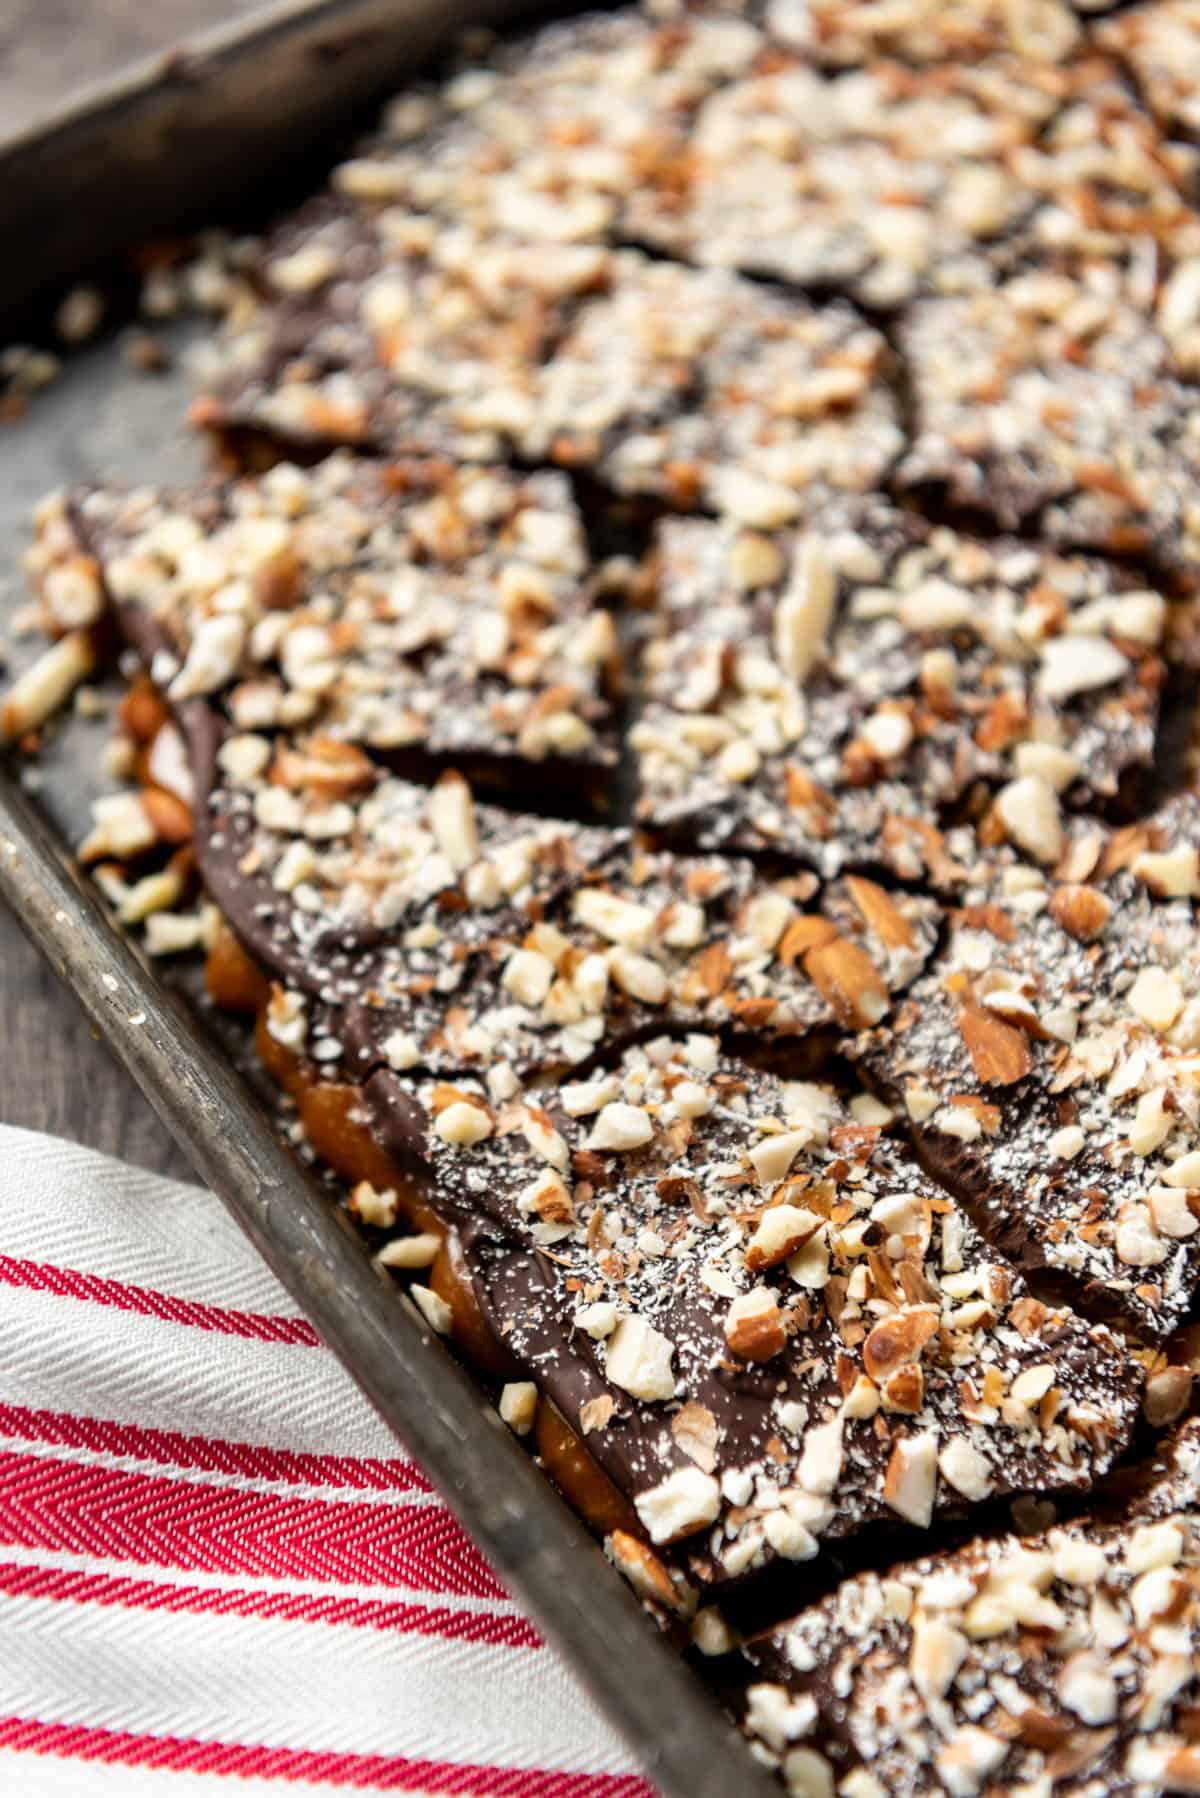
724;1287;786;1362
803;938;888;1028
499;1382;538;1436
607;1530;689;1614
958;1002;1032;1086
1133;844;1200;899
843;875;915;951
745;1204;824;1272
672;1402;719;1472
635;1466;721;1544
778;916;838;966
881;1362;924;1414
994;774;1063;865
1049;883;1111;943
1;630;97;738
863;1308;939;1381
883;1432;938;1527
605;1314;676;1401
429;772;479;871
773;535;836;681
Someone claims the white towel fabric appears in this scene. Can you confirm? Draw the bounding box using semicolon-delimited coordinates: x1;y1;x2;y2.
0;1124;655;1797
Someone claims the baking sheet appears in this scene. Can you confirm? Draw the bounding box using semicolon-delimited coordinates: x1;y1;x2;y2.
0;5;781;1791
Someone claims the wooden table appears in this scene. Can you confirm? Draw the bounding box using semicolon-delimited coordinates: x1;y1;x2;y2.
1;1;261;1179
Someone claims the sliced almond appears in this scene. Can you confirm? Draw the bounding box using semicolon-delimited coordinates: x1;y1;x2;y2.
843;875;915;950
958;1002;1032;1086
803;937;888;1028
778;915;838;966
671;1402;719;1473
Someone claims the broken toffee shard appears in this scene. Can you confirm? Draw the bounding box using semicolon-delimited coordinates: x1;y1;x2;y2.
196;766;940;1082
735;1419;1200;1798
632;503;1166;882
362;1037;1140;1601
851;797;1200;1342
43;456;621;794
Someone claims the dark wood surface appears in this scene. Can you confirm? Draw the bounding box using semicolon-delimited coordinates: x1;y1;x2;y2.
0;1;260;1179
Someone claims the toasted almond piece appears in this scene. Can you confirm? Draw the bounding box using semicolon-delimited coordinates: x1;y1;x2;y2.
911;1616;967;1702
429;772;479;871
843;875;915;950
1133;844;1200;899
1049;883;1111;943
773;535;836;682
607;1530;689;1615
747;1131;811;1188
140;787;194;844
411;1284;453;1333
803;937;888;1028
375;1232;440;1269
881;1363;924;1414
635;1466;721;1544
883;1432;938;1527
995;774;1063;865
117;865;185;925
672;1401;719;1473
724;1287;786;1362
587;1102;654;1152
349;1180;399;1229
778;915;838;966
605;1314;675;1401
435;1099;495;1147
745;1203;824;1272
499;1381;538;1436
578;1395;616;1436
1142;1365;1192;1428
863;1308;939;1381
958;1001;1032;1086
1;630;96;739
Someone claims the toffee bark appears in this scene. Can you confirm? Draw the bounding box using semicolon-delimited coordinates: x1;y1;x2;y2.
851;798;1200;1342
43;458;620;790
363;1036;1141;1597
736;1420;1200;1798
633;504;1166;881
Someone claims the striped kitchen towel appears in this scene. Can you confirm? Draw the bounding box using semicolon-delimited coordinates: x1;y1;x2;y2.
0;1123;655;1796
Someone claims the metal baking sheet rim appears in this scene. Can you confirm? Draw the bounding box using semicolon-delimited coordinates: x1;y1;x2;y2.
0;4;780;1792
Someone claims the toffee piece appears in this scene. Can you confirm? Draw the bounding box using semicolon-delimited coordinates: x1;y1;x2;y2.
199;236;902;517
364;1036;1141;1594
35;458;620;788
632;504;1166;880
897;264;1200;580
737;1420;1200;1798
622;51;1067;307
198;768;939;1078
851;797;1200;1341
